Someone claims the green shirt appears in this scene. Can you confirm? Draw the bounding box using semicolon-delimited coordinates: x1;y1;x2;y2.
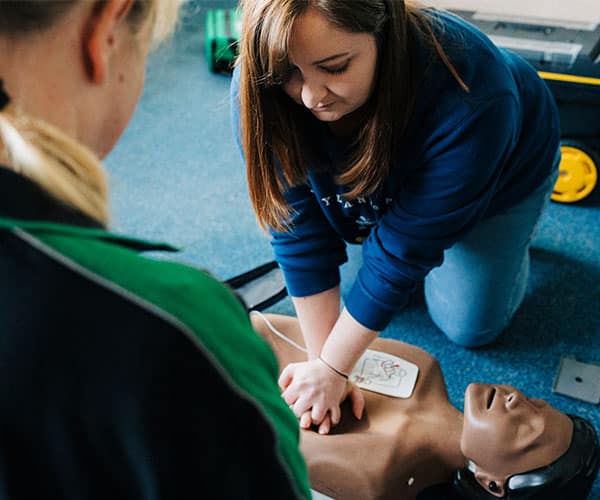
0;216;311;499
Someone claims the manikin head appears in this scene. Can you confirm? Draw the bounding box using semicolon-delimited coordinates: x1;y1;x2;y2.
456;383;599;499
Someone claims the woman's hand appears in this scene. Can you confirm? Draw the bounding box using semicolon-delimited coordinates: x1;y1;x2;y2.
279;359;364;434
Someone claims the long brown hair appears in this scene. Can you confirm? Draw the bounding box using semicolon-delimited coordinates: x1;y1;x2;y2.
237;0;467;231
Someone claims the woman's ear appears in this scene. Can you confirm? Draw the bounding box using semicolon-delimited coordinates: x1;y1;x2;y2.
83;0;135;83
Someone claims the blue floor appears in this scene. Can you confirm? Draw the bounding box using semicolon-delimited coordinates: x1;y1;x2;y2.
106;4;600;497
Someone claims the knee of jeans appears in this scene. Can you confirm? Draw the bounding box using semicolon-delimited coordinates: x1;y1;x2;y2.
430;311;509;348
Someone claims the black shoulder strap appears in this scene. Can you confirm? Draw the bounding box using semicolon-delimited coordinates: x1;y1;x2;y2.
225;260;288;311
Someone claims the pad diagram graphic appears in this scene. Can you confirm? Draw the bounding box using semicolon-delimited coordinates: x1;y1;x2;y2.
350;350;419;398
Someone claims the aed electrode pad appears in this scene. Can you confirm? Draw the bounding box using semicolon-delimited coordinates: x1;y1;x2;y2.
349;350;419;398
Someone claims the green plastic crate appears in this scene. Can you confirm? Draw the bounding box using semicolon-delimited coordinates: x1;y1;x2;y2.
205;8;242;73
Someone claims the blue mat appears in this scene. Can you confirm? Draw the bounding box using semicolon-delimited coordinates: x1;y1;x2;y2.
106;4;600;497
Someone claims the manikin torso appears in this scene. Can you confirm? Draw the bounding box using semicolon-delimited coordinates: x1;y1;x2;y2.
252;314;465;500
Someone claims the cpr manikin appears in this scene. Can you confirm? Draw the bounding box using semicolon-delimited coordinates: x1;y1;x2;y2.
251;313;600;500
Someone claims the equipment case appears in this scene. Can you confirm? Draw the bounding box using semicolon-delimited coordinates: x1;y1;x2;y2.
203;7;600;201
451;10;600;202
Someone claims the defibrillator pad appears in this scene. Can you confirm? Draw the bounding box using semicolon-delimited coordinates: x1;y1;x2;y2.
349;349;419;398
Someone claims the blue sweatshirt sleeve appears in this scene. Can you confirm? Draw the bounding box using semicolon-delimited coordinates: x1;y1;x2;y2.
269;183;348;297
346;94;520;331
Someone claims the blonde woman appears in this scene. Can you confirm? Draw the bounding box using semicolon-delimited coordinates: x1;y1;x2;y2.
0;2;309;498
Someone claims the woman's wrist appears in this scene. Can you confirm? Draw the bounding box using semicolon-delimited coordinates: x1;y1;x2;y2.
318;355;349;380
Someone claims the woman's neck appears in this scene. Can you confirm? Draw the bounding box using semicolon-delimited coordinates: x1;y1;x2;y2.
0;31;79;144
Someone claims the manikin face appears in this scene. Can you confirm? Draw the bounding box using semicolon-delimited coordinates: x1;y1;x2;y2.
281;7;378;124
461;383;573;497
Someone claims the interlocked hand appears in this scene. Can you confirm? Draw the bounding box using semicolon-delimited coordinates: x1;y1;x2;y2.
279;360;364;434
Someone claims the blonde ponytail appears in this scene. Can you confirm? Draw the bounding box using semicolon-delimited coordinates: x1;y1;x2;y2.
0;106;109;226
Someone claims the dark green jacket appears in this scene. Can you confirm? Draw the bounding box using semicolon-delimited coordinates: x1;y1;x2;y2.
0;167;311;499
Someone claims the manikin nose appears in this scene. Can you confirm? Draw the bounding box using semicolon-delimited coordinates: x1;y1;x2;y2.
505;391;521;409
301;80;328;109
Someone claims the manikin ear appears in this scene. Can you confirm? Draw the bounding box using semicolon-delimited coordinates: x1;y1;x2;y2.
84;0;135;83
474;469;508;498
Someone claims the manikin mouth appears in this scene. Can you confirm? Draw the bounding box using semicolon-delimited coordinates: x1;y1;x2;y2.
487;387;496;409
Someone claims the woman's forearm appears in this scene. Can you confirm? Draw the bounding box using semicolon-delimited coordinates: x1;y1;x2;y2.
320;307;379;376
292;286;341;359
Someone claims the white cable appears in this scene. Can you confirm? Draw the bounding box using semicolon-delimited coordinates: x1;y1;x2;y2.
250;310;308;353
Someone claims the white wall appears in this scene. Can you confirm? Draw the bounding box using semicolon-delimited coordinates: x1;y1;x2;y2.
425;0;600;24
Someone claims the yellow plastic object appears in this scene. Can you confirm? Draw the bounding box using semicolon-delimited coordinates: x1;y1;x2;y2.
552;145;598;203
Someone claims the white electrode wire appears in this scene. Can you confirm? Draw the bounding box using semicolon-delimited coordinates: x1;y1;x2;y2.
249;310;308;353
